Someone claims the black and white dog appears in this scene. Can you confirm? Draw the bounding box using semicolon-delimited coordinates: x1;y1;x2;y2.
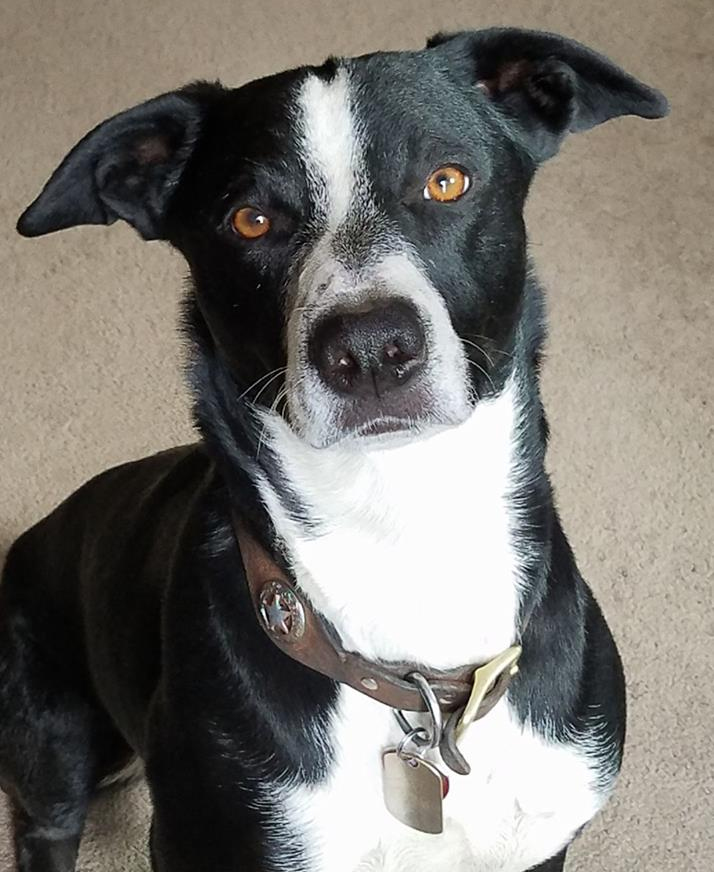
1;27;667;872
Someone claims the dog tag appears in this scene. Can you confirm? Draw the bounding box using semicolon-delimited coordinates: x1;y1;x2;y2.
382;750;449;835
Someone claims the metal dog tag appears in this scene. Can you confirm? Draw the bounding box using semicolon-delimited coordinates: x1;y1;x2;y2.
382;750;449;835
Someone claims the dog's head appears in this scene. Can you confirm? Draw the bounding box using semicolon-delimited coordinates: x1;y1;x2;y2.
19;28;667;450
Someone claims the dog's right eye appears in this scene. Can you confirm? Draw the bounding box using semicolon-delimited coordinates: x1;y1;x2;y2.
423;166;471;203
231;207;271;240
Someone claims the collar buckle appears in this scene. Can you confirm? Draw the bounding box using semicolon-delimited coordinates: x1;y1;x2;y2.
457;644;522;737
440;644;522;776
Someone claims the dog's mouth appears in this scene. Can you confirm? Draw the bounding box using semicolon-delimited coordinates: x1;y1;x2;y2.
343;414;426;442
280;383;470;449
278;393;436;448
352;416;414;436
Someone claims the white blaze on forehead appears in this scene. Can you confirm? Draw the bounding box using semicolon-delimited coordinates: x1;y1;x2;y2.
297;67;361;230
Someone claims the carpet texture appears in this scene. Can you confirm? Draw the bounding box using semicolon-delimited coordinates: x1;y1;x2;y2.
0;0;711;869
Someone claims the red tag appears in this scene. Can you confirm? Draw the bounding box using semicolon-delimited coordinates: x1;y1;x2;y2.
441;771;450;798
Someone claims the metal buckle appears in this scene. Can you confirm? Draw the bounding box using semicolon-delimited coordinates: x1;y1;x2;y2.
439;645;522;776
456;644;521;737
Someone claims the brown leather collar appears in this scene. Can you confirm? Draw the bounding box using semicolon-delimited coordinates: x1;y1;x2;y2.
234;517;518;716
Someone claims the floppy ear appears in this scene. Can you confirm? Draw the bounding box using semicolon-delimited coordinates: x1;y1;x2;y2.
17;83;224;241
427;28;669;161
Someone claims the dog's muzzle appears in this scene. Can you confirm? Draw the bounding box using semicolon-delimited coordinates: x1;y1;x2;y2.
307;298;429;435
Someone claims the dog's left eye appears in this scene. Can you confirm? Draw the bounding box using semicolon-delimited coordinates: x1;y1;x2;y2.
231;206;271;239
423;166;470;203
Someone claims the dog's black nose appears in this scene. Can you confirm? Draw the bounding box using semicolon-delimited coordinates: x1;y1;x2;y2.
309;300;426;398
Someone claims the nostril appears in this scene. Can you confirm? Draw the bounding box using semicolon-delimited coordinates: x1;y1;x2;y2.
384;343;401;362
381;338;422;369
338;353;355;370
320;346;361;392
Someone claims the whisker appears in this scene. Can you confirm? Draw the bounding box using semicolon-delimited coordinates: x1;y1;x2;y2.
270;385;290;415
237;367;286;403
252;368;287;405
257;376;306;457
466;359;497;394
461;337;495;370
256;421;269;459
291;304;322;313
465;333;513;360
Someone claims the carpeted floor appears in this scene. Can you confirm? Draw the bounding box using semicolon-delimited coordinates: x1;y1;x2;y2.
0;0;711;869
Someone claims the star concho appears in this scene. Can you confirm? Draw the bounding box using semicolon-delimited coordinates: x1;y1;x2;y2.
258;580;306;642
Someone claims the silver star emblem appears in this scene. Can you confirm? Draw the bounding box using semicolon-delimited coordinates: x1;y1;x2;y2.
264;594;292;634
259;581;306;642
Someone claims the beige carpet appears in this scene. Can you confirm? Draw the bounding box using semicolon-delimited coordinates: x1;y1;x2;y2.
0;0;711;869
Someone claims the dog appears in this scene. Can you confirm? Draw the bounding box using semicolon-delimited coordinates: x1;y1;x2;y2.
0;26;667;872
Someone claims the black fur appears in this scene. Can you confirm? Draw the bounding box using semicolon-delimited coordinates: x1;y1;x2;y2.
2;28;665;872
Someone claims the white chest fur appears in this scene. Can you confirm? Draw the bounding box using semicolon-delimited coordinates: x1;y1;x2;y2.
284;688;604;872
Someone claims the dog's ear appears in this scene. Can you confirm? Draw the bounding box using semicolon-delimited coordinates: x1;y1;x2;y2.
17;83;224;241
426;28;668;161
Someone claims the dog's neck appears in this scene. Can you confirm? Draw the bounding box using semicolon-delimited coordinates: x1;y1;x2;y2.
250;370;548;670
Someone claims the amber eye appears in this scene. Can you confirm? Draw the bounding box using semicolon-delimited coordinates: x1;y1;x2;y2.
423;166;470;203
231;206;271;239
